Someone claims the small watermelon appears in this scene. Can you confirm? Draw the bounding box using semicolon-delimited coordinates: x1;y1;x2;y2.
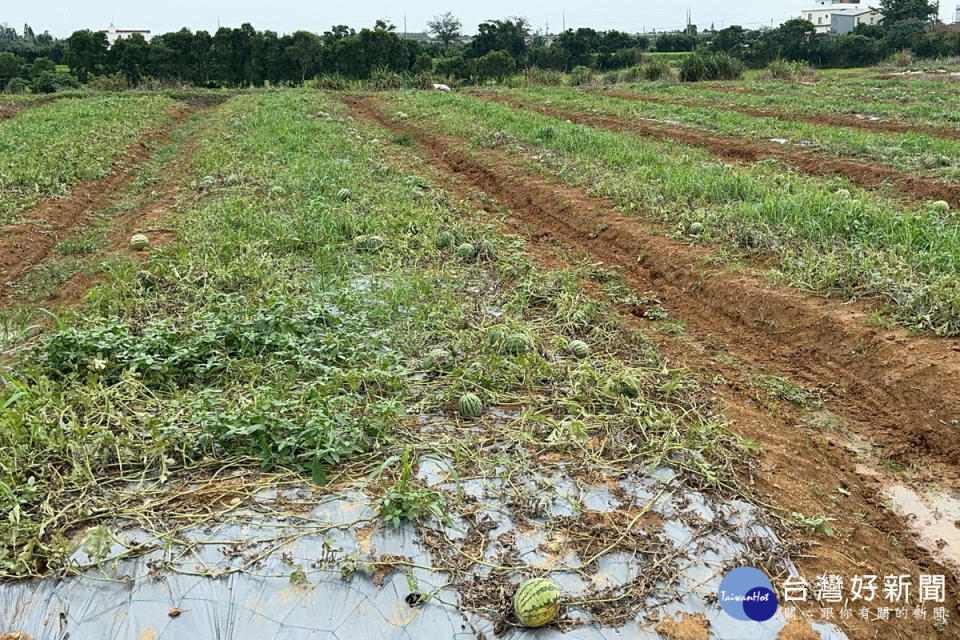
225;173;241;186
435;231;456;249
458;393;483;418
688;221;704;236
129;234;150;251
503;333;532;356
355;235;385;252
570;308;592;327
476;239;497;260
835;188;851;199
456;243;476;260
423;348;454;371
514;578;561;628
198;176;215;190
337;188;352;201
932;200;950;213
568;340;590;358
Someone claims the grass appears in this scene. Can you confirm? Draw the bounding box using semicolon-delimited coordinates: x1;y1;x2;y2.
0;94;175;225
502;86;960;179
623;82;960;129
381;89;960;336
0;91;749;580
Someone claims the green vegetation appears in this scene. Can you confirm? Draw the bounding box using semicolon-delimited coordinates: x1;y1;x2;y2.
504;86;960;179
0;91;747;579
383;90;960;335
0;94;174;223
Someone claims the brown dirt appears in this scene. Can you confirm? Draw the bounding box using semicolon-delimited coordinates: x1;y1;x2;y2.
479;93;960;208
0;98;54;123
655;613;710;639
0;104;191;307
777;618;823;640
601;89;960;141
348;95;960;638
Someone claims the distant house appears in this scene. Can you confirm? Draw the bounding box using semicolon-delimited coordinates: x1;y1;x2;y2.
801;0;881;34
100;24;151;47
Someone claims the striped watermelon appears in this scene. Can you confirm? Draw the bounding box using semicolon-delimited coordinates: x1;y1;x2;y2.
513;577;561;627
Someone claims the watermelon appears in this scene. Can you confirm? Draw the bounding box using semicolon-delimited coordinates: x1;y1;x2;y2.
423;348;454;371
476;239;497;260
932;200;950;213
129;234;150;251
355;235;385;252
568;340;590;358
503;333;532;356
337;188;352;201
225;173;241;186
514;578;561;628
435;231;456;249
458;393;483;418
835;188;851;199
198;176;215;191
688;222;704;236
456;243;476;260
570;309;592;327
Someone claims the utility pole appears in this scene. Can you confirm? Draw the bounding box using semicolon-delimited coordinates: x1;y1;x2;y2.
403;12;407;39
562;11;565;32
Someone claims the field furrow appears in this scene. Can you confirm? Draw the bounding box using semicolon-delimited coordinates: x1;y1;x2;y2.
603;90;960;140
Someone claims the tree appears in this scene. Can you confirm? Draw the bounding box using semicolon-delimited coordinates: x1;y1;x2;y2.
0;51;23;86
64;29;108;82
467;18;529;59
427;12;462;49
476;49;516;81
109;33;151;86
286;30;322;83
877;0;939;25
29;56;55;78
711;25;747;56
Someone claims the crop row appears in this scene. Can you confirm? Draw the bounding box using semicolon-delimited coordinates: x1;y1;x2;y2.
501;87;960;180
0;94;176;225
382;90;960;335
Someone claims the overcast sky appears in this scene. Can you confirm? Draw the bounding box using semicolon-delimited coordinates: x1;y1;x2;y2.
6;1;958;38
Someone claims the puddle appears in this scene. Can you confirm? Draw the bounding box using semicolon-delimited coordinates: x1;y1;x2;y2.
886;484;960;572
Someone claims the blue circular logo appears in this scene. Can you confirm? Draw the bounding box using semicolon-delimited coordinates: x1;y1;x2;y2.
718;567;779;621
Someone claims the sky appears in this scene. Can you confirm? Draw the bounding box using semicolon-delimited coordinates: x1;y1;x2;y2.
6;0;959;38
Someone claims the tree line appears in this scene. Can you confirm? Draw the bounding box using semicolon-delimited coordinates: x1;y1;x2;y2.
0;0;956;93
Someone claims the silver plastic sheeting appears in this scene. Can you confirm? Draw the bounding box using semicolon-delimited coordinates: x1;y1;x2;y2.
0;461;849;640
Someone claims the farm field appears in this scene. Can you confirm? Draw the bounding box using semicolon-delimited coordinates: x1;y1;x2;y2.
0;76;959;639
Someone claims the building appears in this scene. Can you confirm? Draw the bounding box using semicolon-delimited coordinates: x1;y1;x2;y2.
829;7;882;34
100;24;151;47
956;5;960;23
801;0;881;34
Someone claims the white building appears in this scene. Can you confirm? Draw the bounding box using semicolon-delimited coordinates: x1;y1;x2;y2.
801;0;881;34
956;5;960;23
100;24;152;47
